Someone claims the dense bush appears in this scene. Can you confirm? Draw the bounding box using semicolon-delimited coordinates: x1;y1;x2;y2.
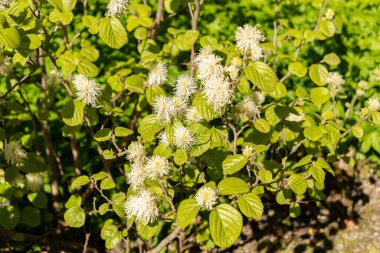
0;0;379;251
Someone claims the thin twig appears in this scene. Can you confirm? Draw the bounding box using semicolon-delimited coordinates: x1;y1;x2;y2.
147;227;181;253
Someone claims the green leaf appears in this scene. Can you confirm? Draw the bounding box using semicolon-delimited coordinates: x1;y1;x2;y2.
100;177;116;190
78;60;99;77
112;204;125;218
65;194;82;208
269;82;287;99
253;119;271;133
101;221;122;249
21;207;40;228
146;86;166;105
237;193;263;219
99;203;109;215
319;20;336;37
138;114;164;142
99;18;128;49
309;64;328;86
192;93;219;121
289;203;301;218
314;158;334;176
293;154;313;168
245;61;277;92
137;221;160;240
0;206;20;230
114;127;133;137
64;207;85;228
71;175;90;188
304;126;324;141
310;166;325;183
222;155;248;175
218;177;249;195
27;192;48;209
0;27;21;49
174;149;188;165
275;189;292;205
372;112;380;125
352;125;364;139
310;87;330;105
323;53;340;66
258;170;272;184
209;204;242;248
91;171;108;180
62;100;85;126
288;62;308;77
288;174;307;195
177;199;200;229
103;149;115;160
125;75;145;94
94;128;112;141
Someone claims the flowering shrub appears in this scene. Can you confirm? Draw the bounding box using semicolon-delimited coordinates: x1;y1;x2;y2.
0;0;379;251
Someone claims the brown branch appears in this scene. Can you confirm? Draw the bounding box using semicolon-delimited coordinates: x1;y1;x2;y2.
148;0;165;40
70;135;82;176
190;0;201;78
0;68;38;100
147;227;181;253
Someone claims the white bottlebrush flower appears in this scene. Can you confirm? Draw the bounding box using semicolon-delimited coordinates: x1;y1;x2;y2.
159;131;170;147
225;64;240;81
325;8;335;20
185;106;202;123
358;80;369;90
242;145;254;159
202;77;234;111
26;173;44;192
235;24;265;57
174;126;194;150
356;89;365;96
252;91;265;105
105;0;129;17
0;54;12;76
195;187;218;210
73;74;102;107
46;69;62;87
0;0;12;11
236;97;260;119
0;197;10;208
126;142;146;165
124;190;159;224
370;68;380;82
174;75;197;100
128;163;147;190
368;98;380;112
288;112;305;122
147;62;167;87
171;96;188;118
3;142;27;165
153;96;176;124
194;47;225;81
327;72;345;94
249;44;264;61
145;155;170;180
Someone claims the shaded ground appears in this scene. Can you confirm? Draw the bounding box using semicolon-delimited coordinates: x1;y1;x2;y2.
233;162;380;253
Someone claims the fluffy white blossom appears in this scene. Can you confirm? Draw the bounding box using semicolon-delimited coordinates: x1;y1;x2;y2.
145;155;170;180
195;187;218;210
185;106;202;123
356;89;365;96
225;64;240;81
26;173;44;192
252;91;265;105
159;131;170;147
327;72;345;94
202;76;234;111
194;47;224;81
0;0;12;11
0;54;12;76
171;97;188;117
105;0;129;17
124;190;159;224
236;97;260;119
73;74;102;107
325;8;335;20
3;142;27;165
128;163;147;190
0;197;10;208
174;126;194;150
242;145;254;159
147;62;167;87
235;24;265;60
368;98;380;112
46;69;62;87
358;80;370;90
288;112;305;122
174;75;197;100
153;96;176;124
126;142;146;165
370;68;380;82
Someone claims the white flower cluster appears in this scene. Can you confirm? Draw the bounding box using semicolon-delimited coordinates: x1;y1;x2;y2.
124;190;159;224
327;71;345;95
26;173;44;191
73;74;102;107
0;0;12;11
0;53;12;76
147;62;168;87
235;24;265;61
368;98;380;112
105;0;129;17
195;187;218;210
325;9;335;20
3;142;27;165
